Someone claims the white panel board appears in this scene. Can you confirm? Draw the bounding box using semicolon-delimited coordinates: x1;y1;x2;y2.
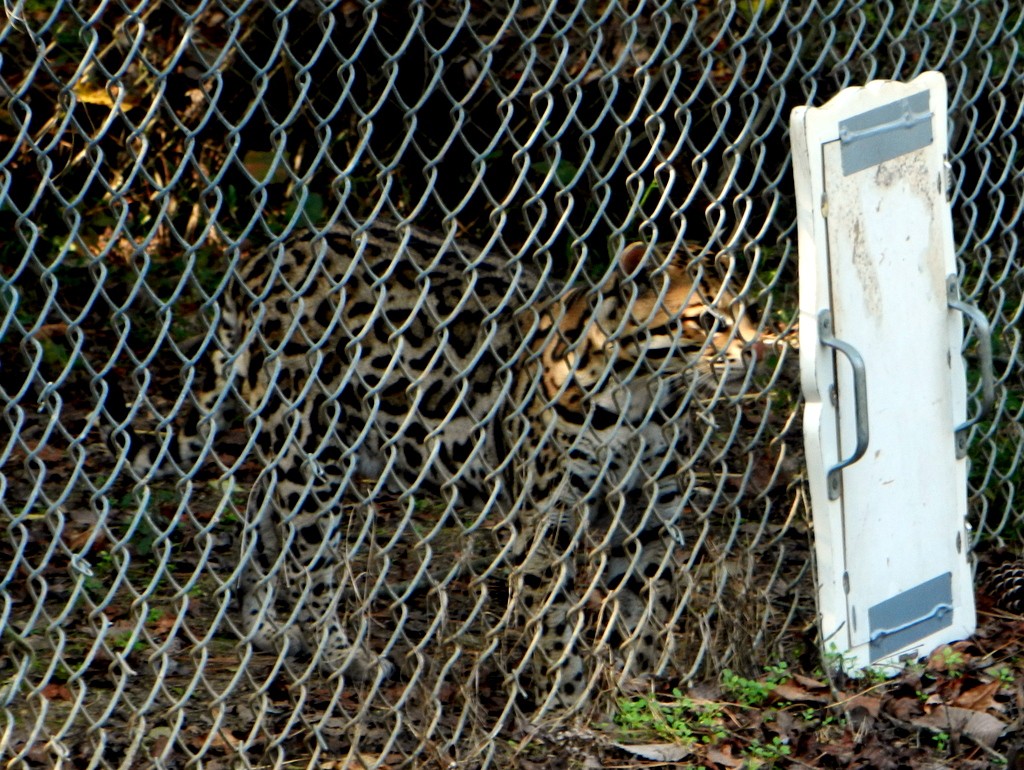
792;73;977;672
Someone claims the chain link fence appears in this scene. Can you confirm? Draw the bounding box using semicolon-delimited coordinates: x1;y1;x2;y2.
1;1;1021;767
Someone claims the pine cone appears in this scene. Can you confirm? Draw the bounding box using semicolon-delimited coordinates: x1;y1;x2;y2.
980;558;1024;614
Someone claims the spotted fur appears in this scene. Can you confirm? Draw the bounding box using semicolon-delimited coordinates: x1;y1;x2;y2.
114;221;758;713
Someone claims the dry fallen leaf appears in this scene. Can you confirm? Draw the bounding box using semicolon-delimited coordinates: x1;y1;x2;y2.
41;683;73;701
886;695;924;721
844;693;882;718
912;705;1006;748
772;679;830;705
952;680;1003;713
791;673;828;689
613;742;692;762
705;743;746;768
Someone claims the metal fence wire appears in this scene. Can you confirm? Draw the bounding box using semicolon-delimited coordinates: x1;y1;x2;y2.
1;0;1021;767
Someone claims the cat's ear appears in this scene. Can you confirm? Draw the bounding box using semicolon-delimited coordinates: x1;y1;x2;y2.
618;242;650;276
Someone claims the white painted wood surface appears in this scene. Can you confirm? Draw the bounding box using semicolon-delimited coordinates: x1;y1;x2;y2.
792;72;976;672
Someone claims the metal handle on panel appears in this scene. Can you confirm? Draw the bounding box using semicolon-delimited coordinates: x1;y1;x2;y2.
947;277;995;459
819;310;869;500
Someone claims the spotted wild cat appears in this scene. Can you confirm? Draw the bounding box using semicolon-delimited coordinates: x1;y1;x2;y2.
110;221;759;712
